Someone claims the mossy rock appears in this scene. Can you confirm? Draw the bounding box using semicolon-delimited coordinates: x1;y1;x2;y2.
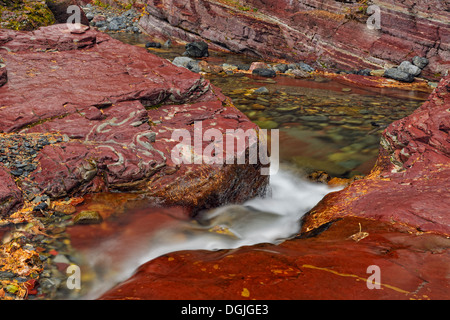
0;0;55;31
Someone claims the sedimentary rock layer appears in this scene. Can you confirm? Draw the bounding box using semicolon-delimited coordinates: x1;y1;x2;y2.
99;216;450;300
138;0;449;78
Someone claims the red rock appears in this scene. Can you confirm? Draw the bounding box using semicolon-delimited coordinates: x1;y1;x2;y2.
99;217;450;300
301;75;450;235
98;75;450;301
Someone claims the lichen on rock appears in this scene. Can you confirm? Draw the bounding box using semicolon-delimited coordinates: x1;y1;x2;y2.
0;0;56;31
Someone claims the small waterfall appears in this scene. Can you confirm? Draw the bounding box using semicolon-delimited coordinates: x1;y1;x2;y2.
77;169;339;299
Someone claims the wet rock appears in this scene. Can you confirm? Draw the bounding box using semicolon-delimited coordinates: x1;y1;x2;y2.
0;271;15;279
73;210;103;225
186;60;201;73
307;171;331;184
273;64;288;73
398;61;422;77
0;63;7;87
356;69;372;76
384;68;415;83
370;69;385;77
249;62;269;72
172;57;200;73
252;68;276;78
33;202;48;212
46;0;90;26
137;0;449;80
412;56;429;69
0;166;23;217
197;61;223;73
183;41;209;58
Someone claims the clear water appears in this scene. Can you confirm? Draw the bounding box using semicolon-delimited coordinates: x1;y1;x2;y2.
76;168;339;299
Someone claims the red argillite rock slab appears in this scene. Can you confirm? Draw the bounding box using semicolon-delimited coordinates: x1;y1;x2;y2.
99;217;450;300
98;76;450;301
0;24;268;214
139;0;450;78
302;75;450;235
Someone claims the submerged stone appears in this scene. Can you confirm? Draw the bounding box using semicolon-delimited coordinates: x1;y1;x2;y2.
398;61;422;77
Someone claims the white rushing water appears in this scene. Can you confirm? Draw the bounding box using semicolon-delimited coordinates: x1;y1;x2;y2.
78;168;339;299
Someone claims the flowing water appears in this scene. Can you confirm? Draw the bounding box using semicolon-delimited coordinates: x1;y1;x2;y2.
65;33;431;299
